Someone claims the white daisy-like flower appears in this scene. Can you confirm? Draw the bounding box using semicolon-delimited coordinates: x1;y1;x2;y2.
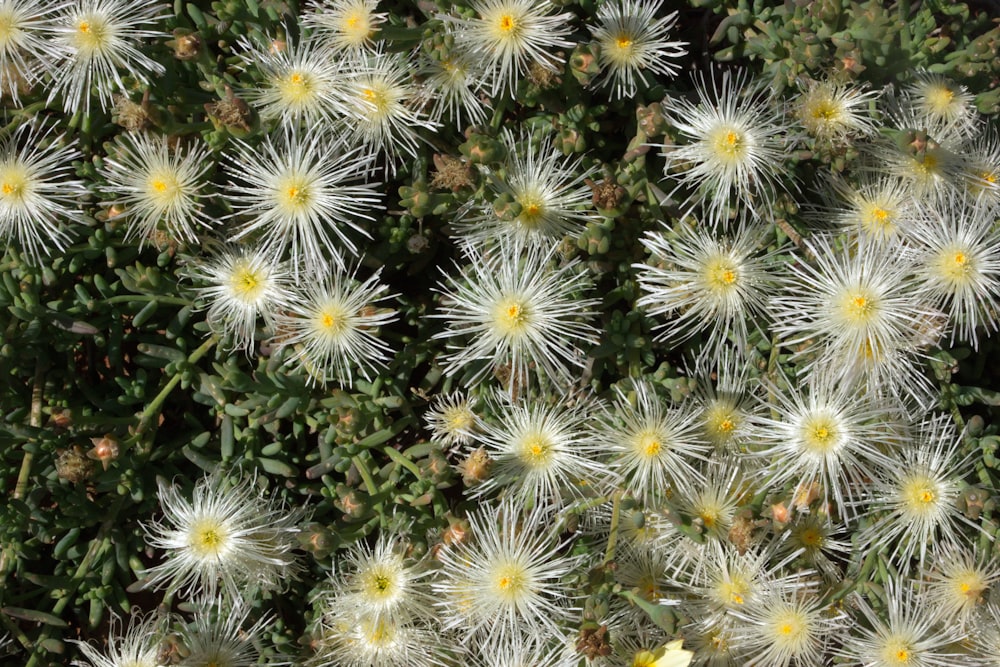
794;78;879;142
634;223;777;358
141;471;305;601
302;0;386;52
920;542;1000;628
311;608;450;667
224;127;382;274
769;234;941;406
965;124;1000;205
236;31;347;127
856;414;981;569
273;265;397;387
188;244;295;354
45;0;168;115
902;72;977;141
474;390;604;508
748;370;900;518
838;578;968;667
688;348;757;452
179;597;273;667
416;47;490;129
662;68;793;225
341;48;438;173
328;534;434;624
673;456;745;539
440;0;574;98
674;538;814;625
729;590;846;667
452;129;593;247
100;132;213;246
433;499;583;646
588;0;686;99
424;391;479;447
595;380;708;505
72;610;166;667
0;0;60;104
876;126;967;203
0;122;85;263
820;172;915;245
432;239;600;392
910;196;1000;349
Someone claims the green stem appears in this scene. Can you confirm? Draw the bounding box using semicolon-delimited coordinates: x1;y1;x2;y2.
103;294;192;306
0;360;45;597
25;497;125;667
383;446;421;478
352;455;380;496
603;490;623;566
133;335;218;441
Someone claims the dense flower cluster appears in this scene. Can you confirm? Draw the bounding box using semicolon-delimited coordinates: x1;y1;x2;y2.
2;0;999;666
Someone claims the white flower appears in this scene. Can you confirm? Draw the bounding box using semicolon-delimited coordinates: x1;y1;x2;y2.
433;499;583;646
634;223;777;357
141;471;304;601
440;0;574;97
236;31;348;127
0;0;60;104
328;534;434;624
920;542;1000;628
688;348;757;452
473;390;604;508
179;597;273;667
819;172;915;245
588;0;686;99
452;130;593;247
856;414;982;569
302;0;386;52
794;78;879;142
45;0;168;115
311;609;449;667
662;68;793;225
416;47;490;129
424;391;479;447
0;121;85;262
595;380;708;505
769;234;941;407
902;72;977;141
673;456;744;539
273;265;397;386
188;245;295;354
729;590;846;667
910;195;1000;349
432;239;599;392
674;538;814;626
340;48;438;172
72;610;166;667
224;127;382;274
748;370;900;517
839;578;969;667
100;132;213;246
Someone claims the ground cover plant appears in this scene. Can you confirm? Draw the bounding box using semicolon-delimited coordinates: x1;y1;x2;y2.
0;0;1000;665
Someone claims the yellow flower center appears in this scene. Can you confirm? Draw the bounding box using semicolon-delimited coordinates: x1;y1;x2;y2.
901;473;940;516
189;518;228;558
498;14;516;32
925;85;955;115
799;527;823;548
73;15;108;52
519;433;553;467
228;264;267;303
636;430;662;457
493;296;529;336
616;36;633;50
318;307;349;334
